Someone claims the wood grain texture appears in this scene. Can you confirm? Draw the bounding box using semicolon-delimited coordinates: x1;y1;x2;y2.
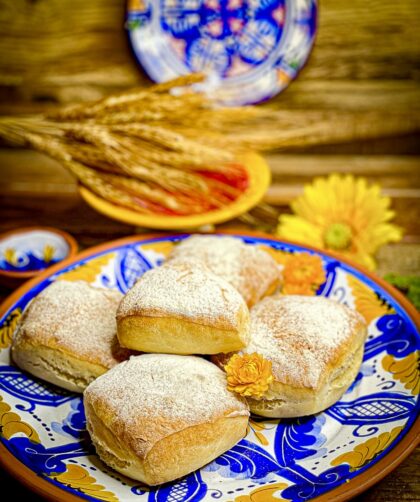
0;0;419;146
0;0;419;96
2;149;418;241
0;0;419;499
352;447;420;502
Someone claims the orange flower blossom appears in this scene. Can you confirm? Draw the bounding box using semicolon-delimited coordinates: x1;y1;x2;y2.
225;353;274;399
282;253;326;295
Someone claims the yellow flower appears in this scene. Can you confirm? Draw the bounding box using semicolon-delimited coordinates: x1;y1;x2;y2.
277;174;403;270
225;353;273;399
282;253;325;295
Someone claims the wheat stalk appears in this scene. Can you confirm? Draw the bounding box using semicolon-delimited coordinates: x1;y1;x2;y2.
0;74;280;217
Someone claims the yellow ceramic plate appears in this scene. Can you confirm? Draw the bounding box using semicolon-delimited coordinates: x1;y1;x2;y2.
79;152;270;229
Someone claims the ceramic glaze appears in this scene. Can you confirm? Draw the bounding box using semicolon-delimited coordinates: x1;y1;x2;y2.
0;234;418;501
126;0;317;104
0;230;70;273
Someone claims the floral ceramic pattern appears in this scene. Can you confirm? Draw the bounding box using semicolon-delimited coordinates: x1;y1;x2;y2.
0;230;70;272
126;0;317;105
0;234;418;502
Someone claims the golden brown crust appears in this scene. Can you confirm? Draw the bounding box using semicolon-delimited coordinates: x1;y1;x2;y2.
118;306;245;332
116;263;250;354
246;341;365;417
11;343;106;393
86;397;248;485
315;316;366;389
13;327;128;370
213;296;368;417
214;310;367;390
84;354;249;485
166;235;281;307
85;381;193;460
11;280;129;391
118;309;249;354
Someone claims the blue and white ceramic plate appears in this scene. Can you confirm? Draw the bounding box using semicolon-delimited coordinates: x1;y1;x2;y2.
0;233;419;502
0;227;78;286
126;0;317;105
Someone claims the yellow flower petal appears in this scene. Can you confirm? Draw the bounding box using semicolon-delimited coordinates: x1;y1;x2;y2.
276;174;402;270
225;353;274;399
278;252;326;295
277;215;323;248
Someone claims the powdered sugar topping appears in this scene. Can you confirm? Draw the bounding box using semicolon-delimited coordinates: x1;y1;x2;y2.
167;235;280;306
15;280;127;368
85;354;249;457
117;261;247;328
246;295;364;389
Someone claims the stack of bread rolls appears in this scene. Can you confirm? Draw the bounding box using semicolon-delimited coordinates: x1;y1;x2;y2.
11;235;367;486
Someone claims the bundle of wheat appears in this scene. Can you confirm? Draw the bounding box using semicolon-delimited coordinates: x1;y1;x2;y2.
0;74;280;219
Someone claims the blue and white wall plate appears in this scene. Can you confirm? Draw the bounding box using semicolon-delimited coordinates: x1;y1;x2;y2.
126;0;317;105
0;233;418;502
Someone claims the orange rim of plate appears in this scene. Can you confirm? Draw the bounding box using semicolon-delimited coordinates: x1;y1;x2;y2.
0;230;419;502
78;152;270;229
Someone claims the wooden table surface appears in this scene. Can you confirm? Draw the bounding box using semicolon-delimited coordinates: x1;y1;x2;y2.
0;0;419;500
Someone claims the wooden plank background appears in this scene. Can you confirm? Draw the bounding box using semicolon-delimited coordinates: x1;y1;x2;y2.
0;1;419;500
0;0;419;247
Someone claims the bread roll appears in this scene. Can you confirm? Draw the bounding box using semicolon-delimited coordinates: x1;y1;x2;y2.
84;354;249;485
12;280;129;392
117;262;250;354
214;295;367;417
166;235;280;307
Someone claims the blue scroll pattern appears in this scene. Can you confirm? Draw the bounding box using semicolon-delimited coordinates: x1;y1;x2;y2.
0;234;418;501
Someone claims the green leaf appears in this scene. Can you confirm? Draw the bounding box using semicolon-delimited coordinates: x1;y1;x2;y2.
384;274;420;309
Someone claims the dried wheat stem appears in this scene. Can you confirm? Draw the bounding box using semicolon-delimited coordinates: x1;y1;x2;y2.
50;74;206;120
0;75;285;217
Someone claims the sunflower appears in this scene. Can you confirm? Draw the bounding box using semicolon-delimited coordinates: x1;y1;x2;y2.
277;174;403;270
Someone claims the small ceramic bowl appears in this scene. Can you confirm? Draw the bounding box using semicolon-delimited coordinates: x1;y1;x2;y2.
79;151;271;229
0;227;78;288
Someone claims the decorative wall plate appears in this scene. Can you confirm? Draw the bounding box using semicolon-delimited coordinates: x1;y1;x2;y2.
126;0;317;105
0;232;419;502
79;152;270;230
